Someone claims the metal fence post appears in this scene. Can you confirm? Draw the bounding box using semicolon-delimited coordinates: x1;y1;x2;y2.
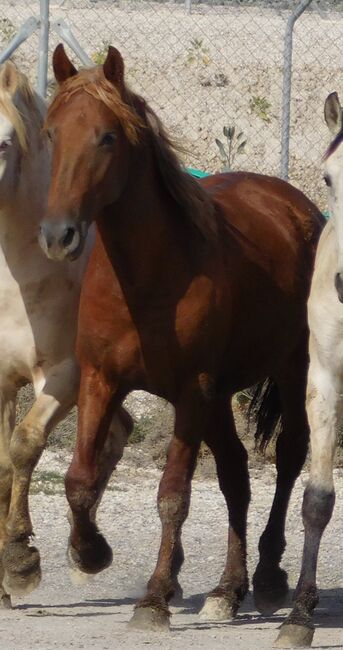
185;0;192;15
37;0;50;97
280;0;313;180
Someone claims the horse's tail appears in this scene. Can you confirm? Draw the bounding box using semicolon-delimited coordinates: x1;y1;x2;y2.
247;379;282;451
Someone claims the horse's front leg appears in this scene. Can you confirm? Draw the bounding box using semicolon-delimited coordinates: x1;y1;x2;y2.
0;385;16;608
2;358;78;596
66;367;131;577
275;349;339;648
129;383;206;631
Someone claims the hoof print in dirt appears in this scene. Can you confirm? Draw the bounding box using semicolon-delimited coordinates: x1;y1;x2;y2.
129;606;171;631
199;595;238;621
274;623;314;648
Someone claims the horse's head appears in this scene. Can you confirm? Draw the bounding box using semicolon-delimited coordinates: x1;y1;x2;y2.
0;61;45;193
0;62;41;188
39;44;142;261
323;92;343;301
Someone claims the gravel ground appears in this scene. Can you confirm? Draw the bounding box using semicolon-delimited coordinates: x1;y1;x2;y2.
0;452;339;649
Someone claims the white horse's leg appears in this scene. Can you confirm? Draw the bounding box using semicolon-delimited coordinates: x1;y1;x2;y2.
2;358;78;596
0;385;16;608
275;348;340;648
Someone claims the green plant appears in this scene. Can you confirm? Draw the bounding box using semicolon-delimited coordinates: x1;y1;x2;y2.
249;95;271;123
129;416;152;444
186;38;211;66
215;126;247;172
31;470;64;495
0;18;16;43
92;40;110;65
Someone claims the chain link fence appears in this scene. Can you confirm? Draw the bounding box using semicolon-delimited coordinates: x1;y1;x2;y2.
2;0;343;208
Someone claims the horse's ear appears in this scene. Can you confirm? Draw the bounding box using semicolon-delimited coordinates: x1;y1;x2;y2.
324;92;343;136
0;61;19;95
103;46;124;87
53;44;78;85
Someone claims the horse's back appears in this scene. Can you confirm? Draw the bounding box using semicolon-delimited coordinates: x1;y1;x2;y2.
201;171;323;297
201;171;323;252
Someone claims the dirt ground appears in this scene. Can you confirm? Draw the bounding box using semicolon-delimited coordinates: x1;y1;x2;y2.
0;447;342;650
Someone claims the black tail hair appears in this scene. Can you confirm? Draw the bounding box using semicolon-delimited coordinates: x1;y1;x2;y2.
248;379;282;451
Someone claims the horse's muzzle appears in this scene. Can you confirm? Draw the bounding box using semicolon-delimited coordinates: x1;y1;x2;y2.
38;220;86;261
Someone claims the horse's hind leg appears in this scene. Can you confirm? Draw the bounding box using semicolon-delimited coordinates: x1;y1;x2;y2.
253;346;309;616
275;346;339;648
0;385;16;608
67;402;132;577
200;396;250;621
2;358;78;596
129;383;205;631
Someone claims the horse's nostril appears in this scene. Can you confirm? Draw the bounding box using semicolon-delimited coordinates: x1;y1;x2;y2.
62;227;76;248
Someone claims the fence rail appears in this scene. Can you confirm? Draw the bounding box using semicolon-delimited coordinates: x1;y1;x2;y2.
0;0;342;209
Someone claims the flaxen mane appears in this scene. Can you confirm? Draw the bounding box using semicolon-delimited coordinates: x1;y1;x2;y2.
49;66;218;242
0;62;45;152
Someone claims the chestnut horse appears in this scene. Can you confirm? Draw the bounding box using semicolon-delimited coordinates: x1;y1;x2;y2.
39;44;324;629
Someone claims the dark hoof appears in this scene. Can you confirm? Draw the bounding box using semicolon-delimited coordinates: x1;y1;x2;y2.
67;532;113;575
199;595;238;621
0;593;12;609
274;623;314;648
129;605;170;631
253;566;289;615
171;580;183;605
2;540;41;596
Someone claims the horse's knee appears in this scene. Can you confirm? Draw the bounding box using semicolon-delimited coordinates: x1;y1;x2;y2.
158;494;189;530
9;424;45;471
302;484;335;531
65;465;98;513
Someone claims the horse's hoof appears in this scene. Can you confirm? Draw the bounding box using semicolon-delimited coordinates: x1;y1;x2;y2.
128;606;170;631
0;593;12;609
274;623;314;648
253;567;289;615
2;540;41;596
199;595;237;621
171;580;183;604
67;532;113;575
68;561;94;586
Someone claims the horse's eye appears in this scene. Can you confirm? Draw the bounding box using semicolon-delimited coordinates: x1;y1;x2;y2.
324;174;332;187
99;133;116;147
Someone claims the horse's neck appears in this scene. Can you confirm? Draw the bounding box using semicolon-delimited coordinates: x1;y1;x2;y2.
0;143;49;269
98;159;193;294
2;144;48;228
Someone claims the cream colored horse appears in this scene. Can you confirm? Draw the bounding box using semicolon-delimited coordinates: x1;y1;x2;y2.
0;61;94;608
276;93;343;648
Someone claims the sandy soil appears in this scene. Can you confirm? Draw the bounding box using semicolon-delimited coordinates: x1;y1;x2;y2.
0;453;339;650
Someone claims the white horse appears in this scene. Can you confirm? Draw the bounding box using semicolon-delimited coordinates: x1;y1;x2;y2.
0;61;104;608
275;93;343;648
